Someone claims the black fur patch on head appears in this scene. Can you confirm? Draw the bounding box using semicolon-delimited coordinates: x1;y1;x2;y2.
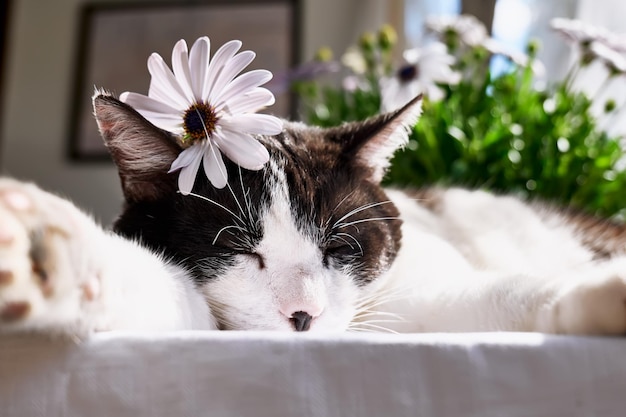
114;159;273;283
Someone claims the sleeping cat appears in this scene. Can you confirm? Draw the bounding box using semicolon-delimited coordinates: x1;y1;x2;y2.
0;92;625;337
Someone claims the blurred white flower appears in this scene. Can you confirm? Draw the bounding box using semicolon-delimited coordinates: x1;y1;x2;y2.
551;18;626;84
121;37;282;192
550;18;608;45
590;41;626;74
604;33;626;53
341;47;368;74
342;75;370;92
380;42;461;111
426;15;489;47
484;39;546;77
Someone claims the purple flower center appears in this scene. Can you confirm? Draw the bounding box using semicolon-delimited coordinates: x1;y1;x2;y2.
398;65;418;83
183;102;219;143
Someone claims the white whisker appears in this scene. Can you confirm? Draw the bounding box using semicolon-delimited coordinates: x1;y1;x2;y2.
354;294;404;311
332;200;395;230
352;284;412;319
185;192;245;225
324;189;358;229
335;232;364;256
197;109;247;221
212;224;249;245
353;311;406;321
329;235;355;250
346;328;379;334
353;318;404;325
336;216;400;230
224;176;246;223
349;322;399;334
238;166;254;223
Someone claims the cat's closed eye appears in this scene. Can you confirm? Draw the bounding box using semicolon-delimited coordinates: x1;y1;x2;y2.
323;238;363;267
242;252;265;269
212;244;264;269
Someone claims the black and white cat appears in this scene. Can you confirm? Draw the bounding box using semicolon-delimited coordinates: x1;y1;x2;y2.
1;92;626;337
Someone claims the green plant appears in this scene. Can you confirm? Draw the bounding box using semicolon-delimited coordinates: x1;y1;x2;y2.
292;16;626;218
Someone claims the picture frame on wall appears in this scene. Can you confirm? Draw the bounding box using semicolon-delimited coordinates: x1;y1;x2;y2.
68;0;301;161
0;0;12;155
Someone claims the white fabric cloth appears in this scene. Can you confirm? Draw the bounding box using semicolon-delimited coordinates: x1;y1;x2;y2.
1;331;625;417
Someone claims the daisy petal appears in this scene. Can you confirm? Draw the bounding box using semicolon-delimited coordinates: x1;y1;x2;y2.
171;39;196;102
218;88;275;115
203;143;228;188
119;96;183;131
120;92;181;115
208;50;256;102
204;40;242;99
147;53;190;109
221;113;283;135
169;145;202;173
215;131;269;170
189;37;210;100
137;111;184;133
214;70;273;106
176;146;204;195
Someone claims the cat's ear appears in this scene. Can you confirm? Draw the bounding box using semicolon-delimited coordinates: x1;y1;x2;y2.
327;95;423;183
93;92;182;202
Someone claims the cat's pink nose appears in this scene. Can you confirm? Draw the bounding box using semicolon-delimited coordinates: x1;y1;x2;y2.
290;311;313;332
280;300;324;331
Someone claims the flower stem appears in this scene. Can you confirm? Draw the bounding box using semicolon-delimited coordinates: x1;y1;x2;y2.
602;94;626;131
592;74;614;101
564;61;581;92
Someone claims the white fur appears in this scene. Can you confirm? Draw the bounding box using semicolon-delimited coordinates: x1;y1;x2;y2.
1;177;626;337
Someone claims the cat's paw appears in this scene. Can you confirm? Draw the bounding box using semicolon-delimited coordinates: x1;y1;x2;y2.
545;261;626;335
0;179;100;337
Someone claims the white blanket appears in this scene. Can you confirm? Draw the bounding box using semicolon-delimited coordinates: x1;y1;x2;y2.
1;331;624;417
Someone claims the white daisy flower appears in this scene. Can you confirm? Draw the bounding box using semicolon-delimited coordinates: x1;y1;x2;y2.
551;18;626;74
380;42;461;112
120;36;283;193
342;75;370;92
341;47;368;75
483;38;546;77
426;15;489;48
590;40;626;74
550;18;608;45
604;33;626;54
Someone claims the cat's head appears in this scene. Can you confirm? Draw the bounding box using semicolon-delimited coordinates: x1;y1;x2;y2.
94;93;422;332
